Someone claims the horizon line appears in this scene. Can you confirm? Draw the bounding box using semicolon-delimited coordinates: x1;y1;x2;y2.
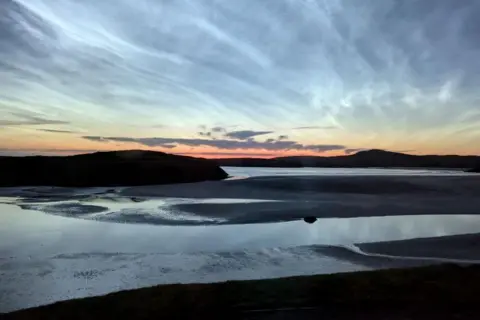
1;148;479;158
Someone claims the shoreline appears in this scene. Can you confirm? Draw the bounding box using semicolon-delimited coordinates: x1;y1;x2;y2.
358;232;480;261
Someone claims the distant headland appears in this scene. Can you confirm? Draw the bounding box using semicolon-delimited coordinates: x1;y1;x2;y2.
0;150;228;187
214;149;480;171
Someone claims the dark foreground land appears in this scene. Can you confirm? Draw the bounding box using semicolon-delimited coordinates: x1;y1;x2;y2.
5;264;480;320
0;150;228;187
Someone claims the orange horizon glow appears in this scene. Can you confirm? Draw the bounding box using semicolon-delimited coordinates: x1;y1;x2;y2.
1;145;478;159
1;128;479;158
0;147;346;158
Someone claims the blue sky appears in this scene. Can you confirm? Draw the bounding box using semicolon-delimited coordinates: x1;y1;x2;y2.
1;0;479;157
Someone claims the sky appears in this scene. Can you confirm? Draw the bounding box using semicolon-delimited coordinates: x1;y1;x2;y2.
1;0;480;158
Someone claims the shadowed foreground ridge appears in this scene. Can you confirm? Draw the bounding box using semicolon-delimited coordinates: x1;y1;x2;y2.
4;264;480;319
0;150;228;187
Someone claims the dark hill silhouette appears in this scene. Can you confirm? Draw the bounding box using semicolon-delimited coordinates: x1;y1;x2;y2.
0;150;228;187
215;149;480;169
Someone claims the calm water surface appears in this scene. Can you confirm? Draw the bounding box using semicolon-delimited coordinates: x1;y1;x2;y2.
223;166;469;177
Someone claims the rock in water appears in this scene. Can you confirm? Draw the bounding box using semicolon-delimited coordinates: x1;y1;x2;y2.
304;216;317;224
0;150;229;187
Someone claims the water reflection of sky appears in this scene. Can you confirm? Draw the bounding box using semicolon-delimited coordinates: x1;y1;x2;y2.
2;201;480;313
223;167;471;178
2;203;480;256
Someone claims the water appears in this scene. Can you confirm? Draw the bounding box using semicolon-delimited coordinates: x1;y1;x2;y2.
2;201;480;312
1;167;479;312
3;203;480;255
223;166;470;178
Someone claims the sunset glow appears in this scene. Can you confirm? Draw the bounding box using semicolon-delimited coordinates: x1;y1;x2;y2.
1;0;480;158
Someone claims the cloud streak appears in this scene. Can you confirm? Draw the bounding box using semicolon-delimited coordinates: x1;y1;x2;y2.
293;126;337;130
0;113;68;127
179;151;278;157
224;130;274;140
83;135;346;152
0;148;100;156
211;126;226;133
37;128;78;134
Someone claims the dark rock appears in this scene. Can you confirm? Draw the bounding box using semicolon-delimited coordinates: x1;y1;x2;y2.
303;216;317;224
0;150;228;187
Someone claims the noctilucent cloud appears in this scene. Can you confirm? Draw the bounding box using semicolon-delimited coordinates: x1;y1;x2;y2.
1;0;480;157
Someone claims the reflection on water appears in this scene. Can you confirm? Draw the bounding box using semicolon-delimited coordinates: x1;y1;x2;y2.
2;202;480;313
223;166;470;178
2;203;480;255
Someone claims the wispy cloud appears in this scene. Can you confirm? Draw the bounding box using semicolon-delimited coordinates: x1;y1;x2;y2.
179;151;278;157
83;135;346;153
0;148;100;156
293;126;337;130
0;113;68;127
198;131;212;137
37;128;78;134
211;126;226;133
224;130;274;140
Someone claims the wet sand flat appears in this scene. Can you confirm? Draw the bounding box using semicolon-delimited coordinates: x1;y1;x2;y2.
358;232;480;261
121;175;480;222
122;175;480;199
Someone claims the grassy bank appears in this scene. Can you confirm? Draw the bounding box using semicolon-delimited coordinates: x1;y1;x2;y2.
5;264;480;319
